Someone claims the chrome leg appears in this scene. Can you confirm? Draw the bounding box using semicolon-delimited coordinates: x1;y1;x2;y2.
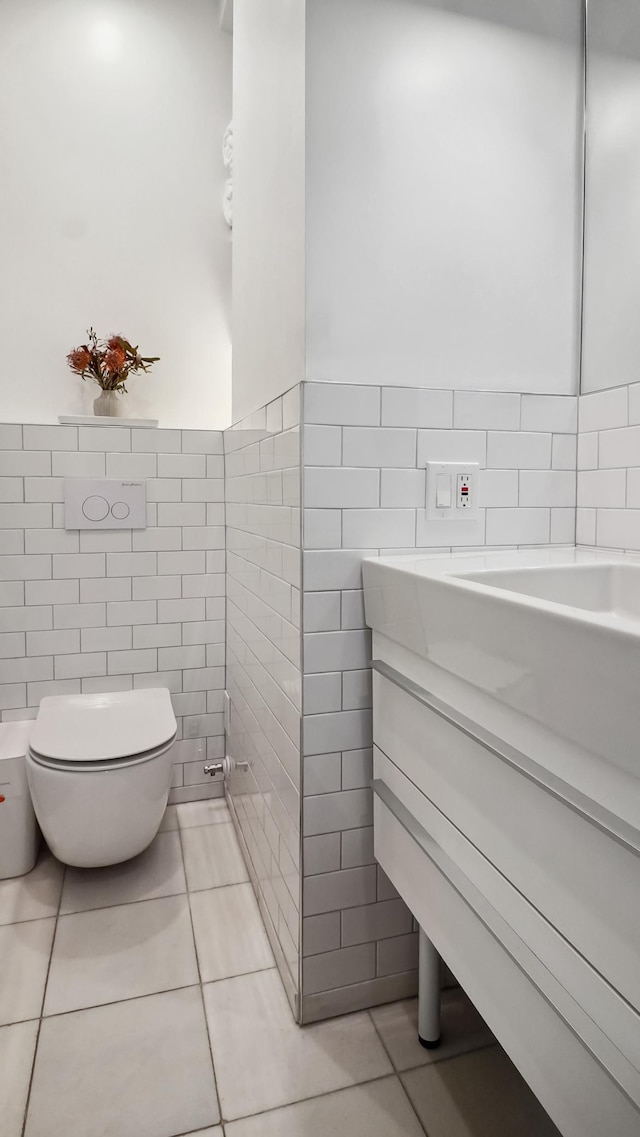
418;927;441;1049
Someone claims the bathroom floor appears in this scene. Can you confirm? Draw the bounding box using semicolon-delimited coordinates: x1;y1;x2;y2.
1;799;560;1137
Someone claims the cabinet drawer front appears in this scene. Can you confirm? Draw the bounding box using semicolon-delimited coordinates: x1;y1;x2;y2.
374;748;640;1074
373;667;640;1012
373;788;640;1137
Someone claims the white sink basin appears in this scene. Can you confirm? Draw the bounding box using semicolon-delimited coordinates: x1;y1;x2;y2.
455;562;640;622
363;548;640;786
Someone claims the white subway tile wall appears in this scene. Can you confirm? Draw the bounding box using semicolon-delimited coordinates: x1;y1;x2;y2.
299;381;578;1022
6;382;581;1025
577;383;640;550
224;389;302;1015
0;423;225;803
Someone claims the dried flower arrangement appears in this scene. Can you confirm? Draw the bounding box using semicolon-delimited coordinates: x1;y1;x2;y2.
67;328;159;393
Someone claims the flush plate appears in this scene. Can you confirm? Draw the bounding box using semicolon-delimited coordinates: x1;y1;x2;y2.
64;479;146;530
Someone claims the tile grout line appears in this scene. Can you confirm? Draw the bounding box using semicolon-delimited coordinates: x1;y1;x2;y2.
366;1003;502;1129
210;1070;414;1132
20;861;66;1137
20;965;274;1029
365;1009;430;1136
177;819;225;1133
16;982;201;1026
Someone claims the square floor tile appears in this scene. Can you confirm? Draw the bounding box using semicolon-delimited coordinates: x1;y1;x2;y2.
178;799;231;828
60;831;186;914
402;1046;561;1137
181;823;249;891
225;1076;425;1137
44;895;199;1016
0;1019;40;1137
0;851;64;926
0;918;55;1025
158;804;179;831
25;988;219;1137
371;988;494;1072
204;969;392;1121
190;883;274;982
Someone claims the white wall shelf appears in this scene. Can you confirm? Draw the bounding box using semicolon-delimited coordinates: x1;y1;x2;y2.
58;416;158;429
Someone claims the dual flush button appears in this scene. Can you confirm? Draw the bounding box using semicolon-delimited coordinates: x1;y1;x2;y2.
64;479;147;530
82;496;130;522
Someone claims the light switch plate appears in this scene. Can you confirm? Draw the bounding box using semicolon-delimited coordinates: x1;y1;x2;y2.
64;479;147;530
426;462;479;520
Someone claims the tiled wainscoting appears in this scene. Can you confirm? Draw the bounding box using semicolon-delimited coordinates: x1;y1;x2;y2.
299;381;578;1021
1;384;582;1027
0;422;225;802
224;388;302;1012
577;383;640;550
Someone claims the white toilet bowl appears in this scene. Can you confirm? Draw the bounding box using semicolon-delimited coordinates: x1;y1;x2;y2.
26;688;177;868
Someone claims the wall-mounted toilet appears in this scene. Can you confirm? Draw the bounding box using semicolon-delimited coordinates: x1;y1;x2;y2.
26;688;177;868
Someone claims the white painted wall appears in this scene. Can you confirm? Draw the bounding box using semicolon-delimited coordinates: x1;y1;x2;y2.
219;0;234;34
582;0;640;393
305;0;583;394
0;0;232;428
231;0;306;424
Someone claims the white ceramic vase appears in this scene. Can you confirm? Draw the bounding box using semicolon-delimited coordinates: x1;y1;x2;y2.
93;390;123;417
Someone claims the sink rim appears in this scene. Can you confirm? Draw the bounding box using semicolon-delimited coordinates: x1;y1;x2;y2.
363;546;640;793
364;547;640;640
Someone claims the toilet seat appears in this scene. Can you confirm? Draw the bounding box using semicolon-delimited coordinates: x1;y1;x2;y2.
28;733;177;774
30;688;177;764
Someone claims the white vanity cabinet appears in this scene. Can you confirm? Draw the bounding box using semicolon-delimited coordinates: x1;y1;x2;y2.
364;550;640;1137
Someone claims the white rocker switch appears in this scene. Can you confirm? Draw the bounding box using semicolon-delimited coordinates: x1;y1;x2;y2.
436;475;452;509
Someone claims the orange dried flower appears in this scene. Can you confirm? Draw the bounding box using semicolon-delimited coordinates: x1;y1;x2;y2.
67;347;91;373
104;346;126;373
66;328;159;393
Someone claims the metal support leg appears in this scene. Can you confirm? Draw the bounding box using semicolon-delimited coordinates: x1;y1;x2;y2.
418;928;441;1049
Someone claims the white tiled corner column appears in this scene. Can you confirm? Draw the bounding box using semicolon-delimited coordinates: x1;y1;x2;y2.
224;388;302;1016
299;380;578;1023
577;383;640;551
0;422;225;802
